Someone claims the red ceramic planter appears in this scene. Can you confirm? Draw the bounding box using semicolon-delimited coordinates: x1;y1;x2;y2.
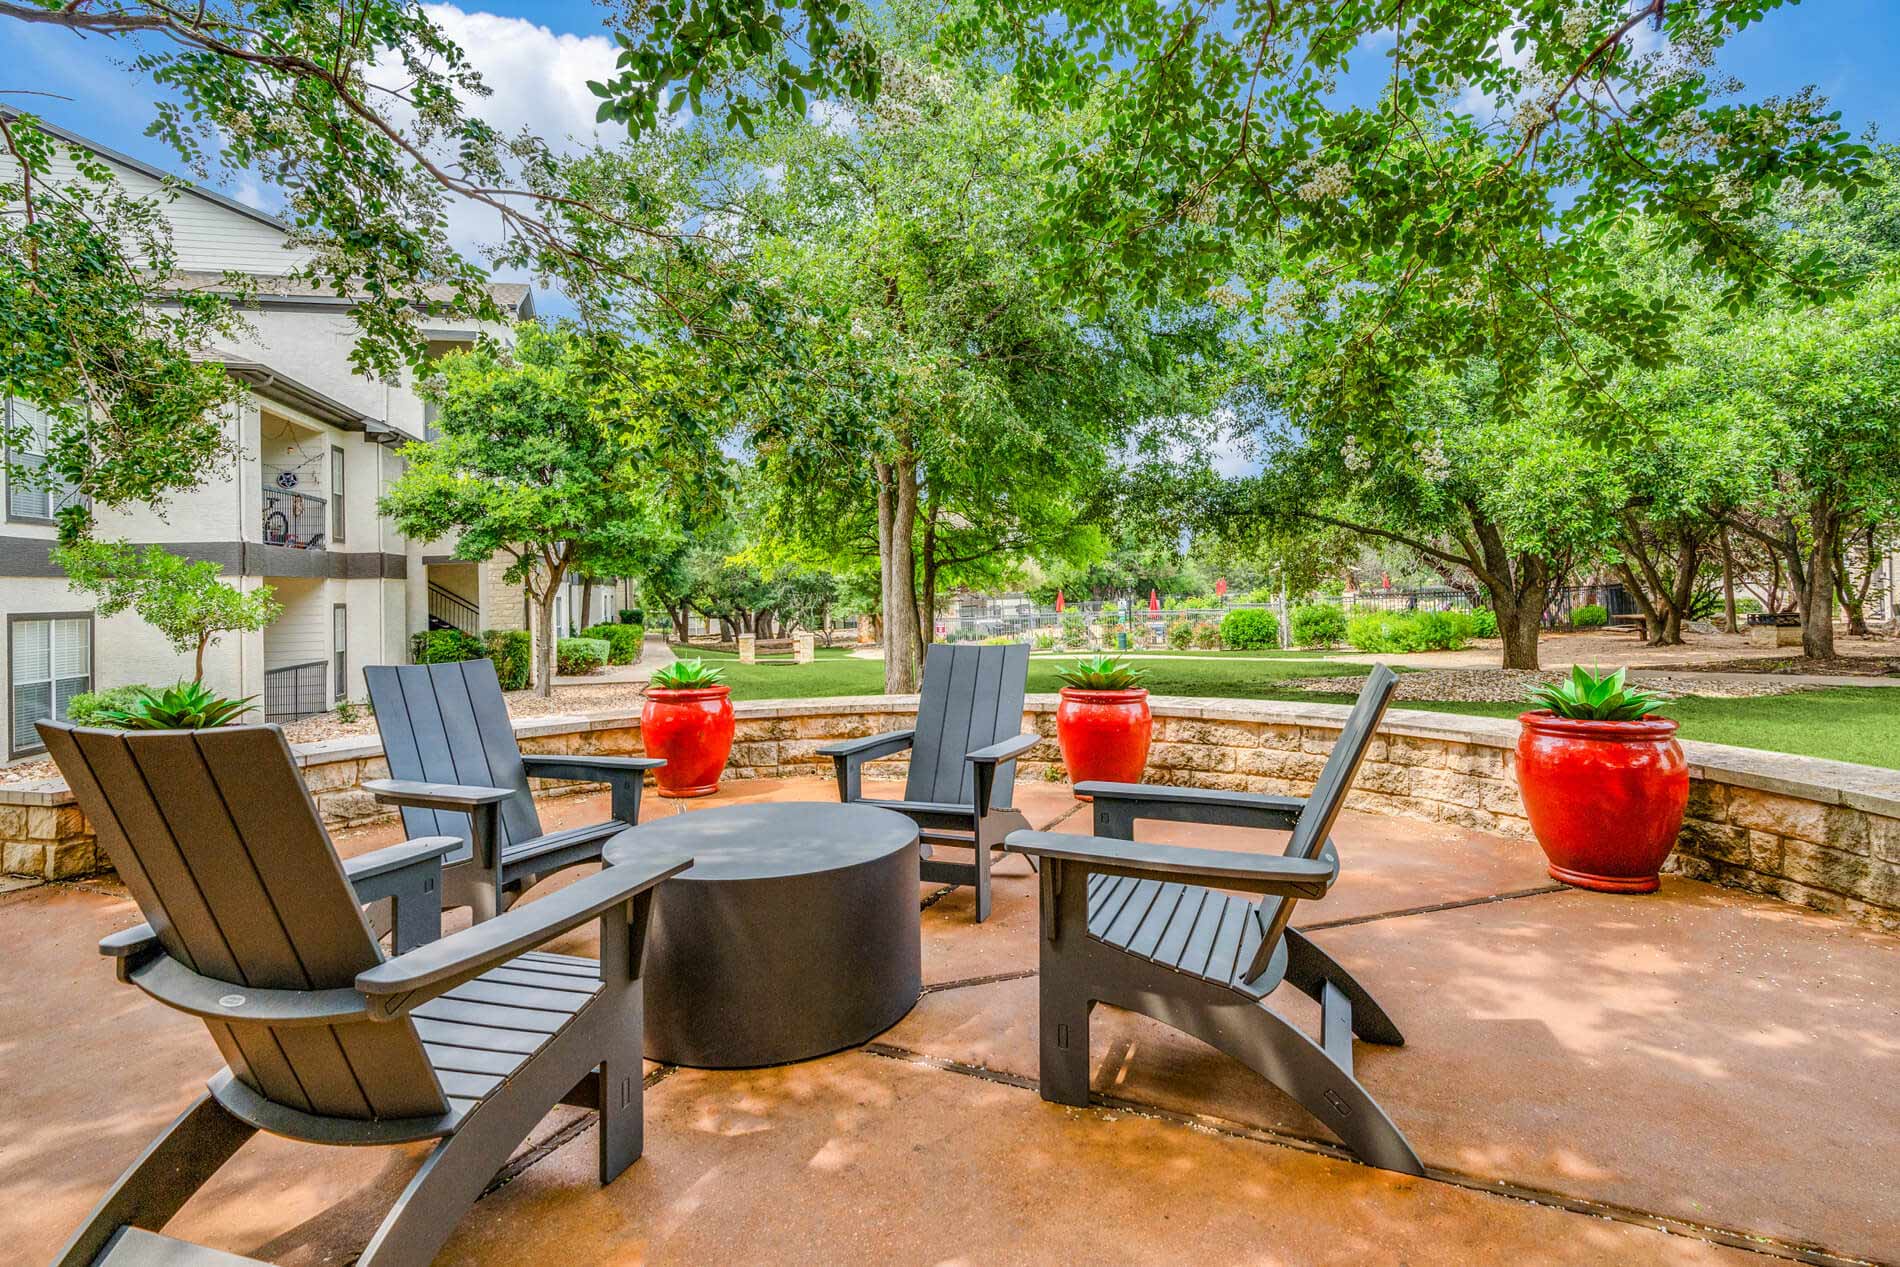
1056;687;1153;799
641;685;735;799
1515;711;1689;893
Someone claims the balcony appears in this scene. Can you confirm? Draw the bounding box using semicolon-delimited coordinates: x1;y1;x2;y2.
261;483;327;550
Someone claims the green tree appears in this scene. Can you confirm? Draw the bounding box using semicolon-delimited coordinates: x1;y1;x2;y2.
1245;365;1621;668
380;324;704;696
721;38;1232;691
52;539;281;683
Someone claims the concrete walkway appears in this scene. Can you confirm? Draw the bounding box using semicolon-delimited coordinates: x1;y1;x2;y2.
554;633;678;687
3;775;1894;1264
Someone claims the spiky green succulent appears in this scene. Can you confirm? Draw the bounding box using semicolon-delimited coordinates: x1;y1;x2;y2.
1054;655;1148;691
1527;666;1667;721
651;658;726;689
92;682;255;730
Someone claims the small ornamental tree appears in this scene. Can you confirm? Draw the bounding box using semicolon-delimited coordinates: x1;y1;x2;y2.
53;539;281;683
380;324;701;698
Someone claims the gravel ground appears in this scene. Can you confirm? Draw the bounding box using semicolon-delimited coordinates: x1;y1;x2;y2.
1639;655;1900;677
1278;668;1810;702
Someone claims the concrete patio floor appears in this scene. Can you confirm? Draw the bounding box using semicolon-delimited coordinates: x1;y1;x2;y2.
2;776;1894;1265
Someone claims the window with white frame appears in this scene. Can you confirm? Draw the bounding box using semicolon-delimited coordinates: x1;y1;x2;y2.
333;603;348;702
11;616;91;755
4;398;86;523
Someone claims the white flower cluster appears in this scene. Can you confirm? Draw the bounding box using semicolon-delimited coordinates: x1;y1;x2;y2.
1561;2;1598;48
1414;434;1451;482
1295;161;1354;203
1340;435;1370;474
729;299;754;323
850;318;872;340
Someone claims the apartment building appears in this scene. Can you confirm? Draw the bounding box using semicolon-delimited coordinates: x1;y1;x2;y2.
0;118;625;759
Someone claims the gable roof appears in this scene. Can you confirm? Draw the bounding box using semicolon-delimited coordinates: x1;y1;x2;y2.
2;108;294;238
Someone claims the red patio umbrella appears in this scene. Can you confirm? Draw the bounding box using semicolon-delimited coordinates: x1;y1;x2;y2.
1214;577;1228;599
1149;588;1160;615
1055;589;1065;614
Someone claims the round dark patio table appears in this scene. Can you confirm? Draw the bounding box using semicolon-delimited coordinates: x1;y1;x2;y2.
601;802;921;1068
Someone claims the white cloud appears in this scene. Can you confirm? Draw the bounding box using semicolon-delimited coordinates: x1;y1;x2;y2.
232;175;268;210
420;5;623;153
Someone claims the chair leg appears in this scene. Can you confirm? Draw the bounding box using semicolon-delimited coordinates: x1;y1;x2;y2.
1135;987;1423;1176
970;834;993;923
1039;984;1094;1108
596;1052;644;1185
1282;928;1404;1046
54;1093;257;1267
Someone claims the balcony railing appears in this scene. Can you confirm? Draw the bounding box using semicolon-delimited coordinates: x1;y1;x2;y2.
263;660;328;722
262;485;327;550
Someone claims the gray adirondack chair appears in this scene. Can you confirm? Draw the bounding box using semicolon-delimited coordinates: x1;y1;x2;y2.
365;659;663;923
40;720;689;1267
1006;666;1425;1175
819;642;1038;922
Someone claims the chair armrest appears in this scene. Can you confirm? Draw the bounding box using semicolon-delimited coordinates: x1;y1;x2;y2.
965;732;1038;816
819;729;915;802
1005;830;1337;900
100;923;159;959
1077;782;1306;838
355;851;694;1019
519;755;664;824
363;778;514;813
520;755;665;780
965;732;1038;765
817;729;915;760
344;836;461;885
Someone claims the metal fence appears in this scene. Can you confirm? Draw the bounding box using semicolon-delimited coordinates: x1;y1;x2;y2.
264;660;328;722
943;583;1635;644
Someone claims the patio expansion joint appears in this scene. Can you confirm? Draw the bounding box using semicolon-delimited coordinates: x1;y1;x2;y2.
1300;883;1570;932
857;1042;1882;1267
476;1064;680;1202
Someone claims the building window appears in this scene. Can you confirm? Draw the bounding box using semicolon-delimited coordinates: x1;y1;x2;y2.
10;615;91;756
330;446;346;544
333;603;348;702
5;398;86;524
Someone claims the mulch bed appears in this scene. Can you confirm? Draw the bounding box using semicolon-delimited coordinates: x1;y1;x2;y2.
1641;656;1900;678
1279;668;1810;703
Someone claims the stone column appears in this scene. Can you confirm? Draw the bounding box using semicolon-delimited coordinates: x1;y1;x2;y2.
794;631;816;664
738;633;757;664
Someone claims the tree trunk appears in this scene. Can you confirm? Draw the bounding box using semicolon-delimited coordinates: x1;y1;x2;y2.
669;603;689;642
194;635;207;685
1799;511;1837;659
883;458;922;693
531;579;562;699
578;575;595;631
1614;561;1664;643
1718;525;1739;634
1496;597;1542;669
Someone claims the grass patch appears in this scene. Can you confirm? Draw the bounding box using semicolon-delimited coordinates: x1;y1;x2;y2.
1278;685;1900;770
689;647;1900;768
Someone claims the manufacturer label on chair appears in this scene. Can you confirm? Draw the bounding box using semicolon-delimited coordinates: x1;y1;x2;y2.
218;994;246;1009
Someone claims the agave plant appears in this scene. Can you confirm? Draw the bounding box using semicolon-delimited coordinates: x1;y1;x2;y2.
1053;655;1149;691
93;682;256;730
1527;666;1667;721
650;658;727;690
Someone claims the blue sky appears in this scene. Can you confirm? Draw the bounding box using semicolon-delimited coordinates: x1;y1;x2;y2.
9;0;1897;283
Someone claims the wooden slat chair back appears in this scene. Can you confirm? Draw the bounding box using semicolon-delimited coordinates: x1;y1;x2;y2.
40;723;448;1121
366;660;541;861
1243;664;1398;977
904;643;1030;810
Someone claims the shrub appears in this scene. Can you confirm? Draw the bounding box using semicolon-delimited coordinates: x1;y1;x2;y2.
1192;621;1222;650
556;637;610;675
1167;618;1195;649
65;684;155;728
1061;614;1088;649
1033;632;1057;652
652;657;725;689
411;627;486;665
1736;597;1765;616
1290;603;1347;648
1409;610;1468;650
1347;611;1467;653
1571;603;1609;629
618;607;644;625
1463;607;1499;638
1220;607;1279;650
581;622;644;665
484;629;532;690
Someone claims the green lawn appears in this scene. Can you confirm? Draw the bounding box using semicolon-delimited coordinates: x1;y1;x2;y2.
678;648;1900;769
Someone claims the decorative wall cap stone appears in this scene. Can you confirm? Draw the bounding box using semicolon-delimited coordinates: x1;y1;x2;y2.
3;694;1896;820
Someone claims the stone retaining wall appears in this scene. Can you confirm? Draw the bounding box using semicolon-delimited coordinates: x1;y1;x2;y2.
5;695;1895;929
